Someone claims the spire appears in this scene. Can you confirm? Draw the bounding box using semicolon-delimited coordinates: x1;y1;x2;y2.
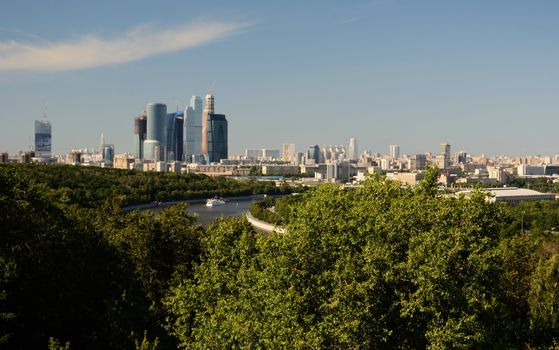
42;103;48;121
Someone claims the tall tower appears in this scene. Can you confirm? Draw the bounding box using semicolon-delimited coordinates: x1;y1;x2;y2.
307;145;320;164
166;112;184;161
134;114;147;159
34;117;52;158
206;114;228;163
146;103;167;142
98;132;105;155
184;95;203;162
201;93;214;159
389;144;400;159
348;138;358;161
439;142;451;169
282;144;295;163
144;103;167;161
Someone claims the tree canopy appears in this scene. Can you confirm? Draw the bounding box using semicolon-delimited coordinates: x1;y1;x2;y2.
2;164;559;348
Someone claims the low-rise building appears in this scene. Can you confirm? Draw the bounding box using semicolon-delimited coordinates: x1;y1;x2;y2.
262;165;300;176
114;154;135;169
458;187;555;205
387;172;425;186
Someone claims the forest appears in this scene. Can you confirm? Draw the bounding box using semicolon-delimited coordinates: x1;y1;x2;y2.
1;164;293;208
1;164;559;349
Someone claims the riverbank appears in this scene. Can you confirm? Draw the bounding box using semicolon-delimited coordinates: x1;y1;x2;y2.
245;211;286;234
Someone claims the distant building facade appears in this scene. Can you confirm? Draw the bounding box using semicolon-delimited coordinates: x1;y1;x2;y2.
282;143;295;163
201;94;214;159
408;154;426;171
143;103;167;161
102;144;115;163
206;114;228;163
348;138;358;161
166;112;184;161
439;142;451;169
184;95;203;162
34;118;52;158
134;114;147;159
307;145;321;164
389;144;400;159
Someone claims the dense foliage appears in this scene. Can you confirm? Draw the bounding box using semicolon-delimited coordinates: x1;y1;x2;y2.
0;164;291;208
508;177;559;194
249;194;304;226
167;172;559;349
0;166;201;348
2;165;559;348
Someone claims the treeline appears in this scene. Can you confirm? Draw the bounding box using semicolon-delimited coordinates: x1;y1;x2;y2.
508;176;559;193
249;194;303;226
453;176;559;193
0;164;294;208
2;166;559;348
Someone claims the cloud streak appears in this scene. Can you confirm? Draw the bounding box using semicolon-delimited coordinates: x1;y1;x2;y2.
0;20;251;72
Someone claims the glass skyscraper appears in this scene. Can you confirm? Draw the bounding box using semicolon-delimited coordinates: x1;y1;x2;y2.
166;112;184;161
134;114;147;159
206;113;228;163
34;118;51;158
144;102;167;161
184;95;203;162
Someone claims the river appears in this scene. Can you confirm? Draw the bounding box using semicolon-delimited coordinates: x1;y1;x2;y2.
147;196;263;225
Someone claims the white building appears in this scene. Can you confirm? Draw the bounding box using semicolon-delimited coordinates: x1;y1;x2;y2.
348;138;358;161
487;167;507;183
458;187;555;205
381;158;390;170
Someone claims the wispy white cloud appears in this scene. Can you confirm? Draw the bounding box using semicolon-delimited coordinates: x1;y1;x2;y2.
0;20;251;72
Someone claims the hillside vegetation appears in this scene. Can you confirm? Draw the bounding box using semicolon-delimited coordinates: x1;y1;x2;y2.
1;165;559;349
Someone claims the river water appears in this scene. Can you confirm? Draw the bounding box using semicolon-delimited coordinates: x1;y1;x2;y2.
148;197;260;226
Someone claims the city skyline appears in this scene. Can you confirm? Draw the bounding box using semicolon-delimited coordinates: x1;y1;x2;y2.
1;1;559;156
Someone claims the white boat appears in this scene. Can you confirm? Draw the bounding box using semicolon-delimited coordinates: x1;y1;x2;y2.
206;197;226;207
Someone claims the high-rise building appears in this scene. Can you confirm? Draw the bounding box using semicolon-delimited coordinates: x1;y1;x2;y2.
166;112;184;161
282;143;295;163
389;144;400;159
439;142;451;158
134;114;147;159
146;103;167;142
245;149;262;160
439;142;451;169
307;145;320;164
201;93;214;159
34;118;52;158
348;138;358;161
143;140;161;162
455;151;467;164
184;95;203;162
206;114;228;163
408;154;426;171
262;149;280;159
144;103;167;161
102;144;115;163
98;132;105;155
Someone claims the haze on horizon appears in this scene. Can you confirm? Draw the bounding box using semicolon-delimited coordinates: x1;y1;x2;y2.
0;0;558;157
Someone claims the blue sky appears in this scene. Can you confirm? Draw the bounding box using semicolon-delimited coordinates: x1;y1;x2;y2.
1;0;558;157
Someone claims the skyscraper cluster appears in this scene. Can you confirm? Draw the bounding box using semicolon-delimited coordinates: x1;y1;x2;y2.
133;93;227;164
